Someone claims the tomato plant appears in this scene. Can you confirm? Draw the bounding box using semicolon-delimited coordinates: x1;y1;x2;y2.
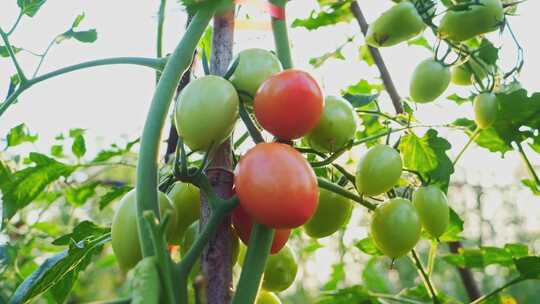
365;2;426;48
474;92;498;129
262;245;298;292
234;142;319;228
412;185;450;238
355;144;403;196
370;198;421;258
230;48;283;98
111;189;177;271
255;291;281;304
410;59;451;103
167;181;200;244
305;95;357;153
131;257;161;304
303;188;353;238
175;75;239;151
254;69;324;140
451;60;487;86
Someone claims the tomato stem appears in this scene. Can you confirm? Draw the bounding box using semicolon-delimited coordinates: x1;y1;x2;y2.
269;0;293;69
452;128;481;166
469;277;525;304
317;177;377;211
411;249;440;304
516;141;540;186
239;101;265;144
231;224;275;304
156;0;167;83
135;2;214;262
0;27;27;82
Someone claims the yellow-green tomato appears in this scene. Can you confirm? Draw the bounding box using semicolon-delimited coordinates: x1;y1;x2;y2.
474;92;498;129
412;185;450;238
111;189;177;271
230;48;282;98
175;75;239;151
355;144;403;196
262;245;297;292
305;95;357;153
256;290;282;304
167;182;200;244
451;60;487;86
438;0;504;42
304;188;353;238
366;2;426;48
410;59;451;103
370;198;421;258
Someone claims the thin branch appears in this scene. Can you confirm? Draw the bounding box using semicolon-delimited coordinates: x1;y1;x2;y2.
156;0;167;83
516;141;540;186
0;27;27;82
452;128;481;166
33;39;55;77
7;11;24;36
317;177;376;210
350;1;403;114
469;277;525;304
411;250;440;304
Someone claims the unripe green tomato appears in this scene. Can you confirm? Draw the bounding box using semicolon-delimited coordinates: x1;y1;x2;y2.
451;60;487;86
370;198;421;258
131;257;160;304
111;189;177;271
355;144;403;196
167;182;200;244
175;75;239;151
230;48;283;98
304;188;353;238
305;95;357;153
410;59;451;103
256;290;282;304
439;0;504;42
262;245;297;292
366;2;426;48
474;92;498;129
412;185;450;238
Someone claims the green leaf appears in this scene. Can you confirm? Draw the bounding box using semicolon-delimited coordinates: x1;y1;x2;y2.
447;93;471;105
439;208;464;242
9;234;110;304
515;256;540;279
443;244;532;269
0;244;17;273
362;258;391;293
71;134;86;158
71;13;85;28
358;44;374;66
1;153;75;221
343;93;378;108
355;237;383;256
292;1;352;30
17;0;46;17
0;45;22;58
6;124;38;148
477;39;499;65
92;138;139;163
98;185;132;210
50;145;63;157
522;179;540;196
309;45;346;68
65;182;99;206
322;262;345;291
318;285;379;304
407;36;432;52
52;221;110;246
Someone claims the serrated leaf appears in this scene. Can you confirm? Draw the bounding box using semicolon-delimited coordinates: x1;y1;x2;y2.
322;262;345;291
53;221;110;246
9;234;110;304
98;185;132;210
477;39;499;65
443;244;532;269
65;182;98;206
522;179;540;196
1;153;75;221
17;0;46;17
92;138;139;163
292;1;352;31
6;124;38;148
71;134;86;158
355;237;382;256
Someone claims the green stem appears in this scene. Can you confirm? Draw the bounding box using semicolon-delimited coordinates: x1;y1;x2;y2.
411;250;439;304
452;128;481;167
0;57;166;118
516;141;540;186
239;101;264;144
33;39;55;77
269;0;293;69
7;11;23;36
156;0;167;83
469;277;525;304
427;241;437;277
317;177;376;210
369;292;427;304
231;224;275;304
0;27;27;82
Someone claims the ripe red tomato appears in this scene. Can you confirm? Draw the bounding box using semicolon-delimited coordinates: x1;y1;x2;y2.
254;70;324;140
234;142;319;228
232;204;290;254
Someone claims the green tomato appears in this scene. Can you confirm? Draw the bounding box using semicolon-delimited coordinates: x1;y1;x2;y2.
256;290;281;304
370;198;421;258
439;0;504;42
451;60;487;86
131;257;160;304
168;182;200;244
305;95;357;153
262;245;297;292
412;185;450;238
304;188;353;238
111;189;177;271
474;92;498;129
410;59;451;103
366;2;426;48
356;144;403;196
230;48;282;98
175;75;239;151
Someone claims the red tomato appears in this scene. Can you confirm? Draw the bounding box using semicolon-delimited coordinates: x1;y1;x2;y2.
254;70;324;140
234;142;319;228
232;204;290;254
